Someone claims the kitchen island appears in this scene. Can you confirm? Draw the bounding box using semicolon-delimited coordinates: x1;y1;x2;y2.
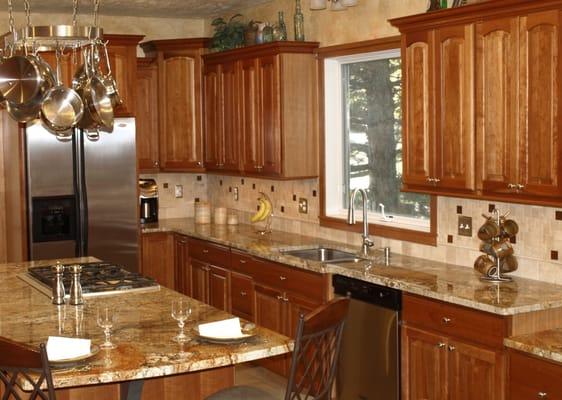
0;257;292;400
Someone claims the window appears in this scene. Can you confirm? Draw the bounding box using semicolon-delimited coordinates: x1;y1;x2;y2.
320;39;435;243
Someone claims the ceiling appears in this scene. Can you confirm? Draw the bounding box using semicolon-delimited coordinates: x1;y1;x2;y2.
0;0;275;19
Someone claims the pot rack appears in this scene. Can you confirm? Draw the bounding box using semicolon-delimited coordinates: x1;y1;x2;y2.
4;0;103;52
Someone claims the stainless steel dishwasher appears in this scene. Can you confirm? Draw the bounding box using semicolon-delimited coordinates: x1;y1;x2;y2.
333;274;401;400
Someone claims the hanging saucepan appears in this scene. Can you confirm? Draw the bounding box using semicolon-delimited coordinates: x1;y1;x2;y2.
0;49;42;104
99;42;122;107
41;48;84;132
5;97;41;122
28;49;57;101
82;45;114;131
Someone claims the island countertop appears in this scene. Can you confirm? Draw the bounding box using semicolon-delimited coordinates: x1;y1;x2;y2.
0;257;292;389
143;218;562;316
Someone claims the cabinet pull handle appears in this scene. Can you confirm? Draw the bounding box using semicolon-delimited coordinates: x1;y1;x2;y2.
279;276;287;281
202;249;209;254
197;161;203;166
255;165;263;171
437;342;446;349
154;160;159;167
240;291;247;296
239;259;247;264
442;317;452;324
276;295;284;300
538;392;548;399
426;177;433;183
283;296;289;302
507;183;517;189
217;163;224;167
433;178;441;183
448;345;456;352
517;184;525;190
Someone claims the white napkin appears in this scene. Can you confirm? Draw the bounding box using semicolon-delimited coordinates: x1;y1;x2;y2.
46;336;91;361
197;317;244;339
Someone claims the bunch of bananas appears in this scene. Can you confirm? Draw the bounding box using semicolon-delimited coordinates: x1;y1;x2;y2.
251;194;273;223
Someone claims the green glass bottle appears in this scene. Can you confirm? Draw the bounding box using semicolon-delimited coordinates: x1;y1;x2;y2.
278;11;288;41
294;0;305;41
440;0;448;8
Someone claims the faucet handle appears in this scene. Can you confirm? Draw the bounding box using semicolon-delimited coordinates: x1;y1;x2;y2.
365;237;374;248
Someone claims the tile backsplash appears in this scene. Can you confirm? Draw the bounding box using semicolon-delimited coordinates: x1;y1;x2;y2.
155;173;562;285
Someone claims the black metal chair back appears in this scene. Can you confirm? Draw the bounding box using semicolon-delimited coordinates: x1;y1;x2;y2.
0;337;56;400
285;297;350;400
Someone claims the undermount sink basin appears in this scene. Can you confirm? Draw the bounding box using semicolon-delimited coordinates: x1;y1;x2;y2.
281;247;366;263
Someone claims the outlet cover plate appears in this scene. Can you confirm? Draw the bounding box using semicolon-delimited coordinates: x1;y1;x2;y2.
175;185;183;198
458;215;472;237
298;198;308;214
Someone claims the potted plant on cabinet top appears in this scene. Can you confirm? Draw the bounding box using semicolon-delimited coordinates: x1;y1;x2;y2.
209;14;246;52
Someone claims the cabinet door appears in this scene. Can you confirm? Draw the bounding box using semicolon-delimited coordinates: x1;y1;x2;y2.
240;58;261;173
476;17;519;194
257;55;282;176
402;31;435;189
434;24;475;192
221;61;242;172
231;271;254;321
136;60;160;172
203;63;221;170
141;233;174;289
208;265;230;312
518;10;562;198
402;326;447;400
509;350;562;400
448;340;504;400
255;284;286;376
190;258;208;304
159;55;204;171
104;44;136;117
174;235;190;295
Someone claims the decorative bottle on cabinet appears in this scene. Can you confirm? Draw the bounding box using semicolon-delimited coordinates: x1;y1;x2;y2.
294;0;305;41
278;11;288;40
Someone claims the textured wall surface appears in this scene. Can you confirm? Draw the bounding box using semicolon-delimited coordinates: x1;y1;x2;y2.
205;0;426;46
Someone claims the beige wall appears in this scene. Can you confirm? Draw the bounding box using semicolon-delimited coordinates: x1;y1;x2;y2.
205;0;426;46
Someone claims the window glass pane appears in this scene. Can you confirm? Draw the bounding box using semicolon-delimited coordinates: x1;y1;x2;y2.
342;56;430;221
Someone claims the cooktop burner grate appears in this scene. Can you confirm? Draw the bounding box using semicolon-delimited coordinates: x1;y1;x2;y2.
27;262;159;294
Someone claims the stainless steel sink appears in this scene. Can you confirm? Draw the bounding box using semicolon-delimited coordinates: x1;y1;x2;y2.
281;247;366;263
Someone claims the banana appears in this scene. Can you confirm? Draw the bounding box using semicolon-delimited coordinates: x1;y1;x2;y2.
260;197;272;221
251;198;268;223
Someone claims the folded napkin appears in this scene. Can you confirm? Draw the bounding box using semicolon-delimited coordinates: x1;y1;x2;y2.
46;336;91;361
198;317;244;339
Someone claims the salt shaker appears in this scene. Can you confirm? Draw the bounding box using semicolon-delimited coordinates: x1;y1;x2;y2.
51;261;66;305
69;264;84;305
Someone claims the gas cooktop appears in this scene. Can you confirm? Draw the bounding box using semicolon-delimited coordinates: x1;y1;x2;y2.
20;262;160;298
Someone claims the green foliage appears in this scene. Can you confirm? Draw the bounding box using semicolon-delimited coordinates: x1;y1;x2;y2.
210;14;246;52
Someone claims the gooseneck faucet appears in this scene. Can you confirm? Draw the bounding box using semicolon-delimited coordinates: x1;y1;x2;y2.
347;188;374;256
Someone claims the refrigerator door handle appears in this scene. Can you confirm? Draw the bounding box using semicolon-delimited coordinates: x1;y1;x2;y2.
73;130;88;257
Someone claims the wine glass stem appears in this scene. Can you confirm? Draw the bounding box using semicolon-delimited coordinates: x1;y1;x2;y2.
178;320;185;337
104;327;112;344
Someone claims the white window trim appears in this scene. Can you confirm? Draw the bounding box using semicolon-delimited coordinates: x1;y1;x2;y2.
323;49;431;233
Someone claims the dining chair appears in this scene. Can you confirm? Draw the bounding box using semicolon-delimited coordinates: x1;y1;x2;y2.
206;297;350;400
0;336;56;400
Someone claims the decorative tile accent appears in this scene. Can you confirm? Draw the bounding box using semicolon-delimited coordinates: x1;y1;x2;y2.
556;210;562;220
457;205;462;214
488;204;495;213
447;235;453;243
552;251;559;261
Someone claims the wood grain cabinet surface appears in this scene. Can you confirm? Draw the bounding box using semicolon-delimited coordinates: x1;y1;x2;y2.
203;42;320;179
391;0;562;206
141;232;175;289
136;58;160;172
509;349;562;400
141;39;208;172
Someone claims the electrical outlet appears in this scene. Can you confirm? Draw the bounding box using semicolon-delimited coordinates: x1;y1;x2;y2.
298;198;308;214
174;185;183;198
458;215;472;237
233;187;239;201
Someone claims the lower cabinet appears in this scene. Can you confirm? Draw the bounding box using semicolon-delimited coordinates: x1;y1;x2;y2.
231;271;255;322
191;260;230;312
509;349;562;400
402;294;505;400
141;232;175;289
175;235;190;295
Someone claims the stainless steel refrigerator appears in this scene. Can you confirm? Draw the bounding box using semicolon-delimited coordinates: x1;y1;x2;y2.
25;118;139;272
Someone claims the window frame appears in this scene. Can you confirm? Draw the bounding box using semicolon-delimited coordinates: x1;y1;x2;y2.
317;37;437;246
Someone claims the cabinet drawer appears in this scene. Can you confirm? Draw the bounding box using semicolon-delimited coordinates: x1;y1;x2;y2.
188;237;230;267
509;350;562;400
257;260;325;301
231;250;262;274
403;294;507;348
231;272;254;318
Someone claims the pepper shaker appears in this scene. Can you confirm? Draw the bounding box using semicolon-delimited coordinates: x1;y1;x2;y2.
69;264;84;305
51;261;66;305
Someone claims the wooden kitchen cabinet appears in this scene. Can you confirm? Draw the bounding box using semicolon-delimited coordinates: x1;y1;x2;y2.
401;294;505;400
509;349;562;400
175;234;190;295
230;271;254;321
203;42;319;179
141;39;208;172
136;57;160;172
141;232;175;289
391;1;562;206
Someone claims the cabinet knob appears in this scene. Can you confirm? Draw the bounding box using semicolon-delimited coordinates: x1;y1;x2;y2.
202;249;209;254
426;177;433;183
517;184;525;190
240;291;247;296
153;160;159;167
507;183;517;189
276;295;284;301
197;161;203;166
437;342;446;349
538;392;548;399
279;276;287;281
448;345;456;352
433;178;441;183
239;259;247;264
255;165;263;171
442;317;452;324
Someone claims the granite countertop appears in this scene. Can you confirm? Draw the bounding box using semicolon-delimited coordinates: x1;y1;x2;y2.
143;218;562;316
505;329;562;365
0;257;292;389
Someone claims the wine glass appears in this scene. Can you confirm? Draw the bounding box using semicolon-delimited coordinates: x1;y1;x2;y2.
171;299;192;343
97;305;117;349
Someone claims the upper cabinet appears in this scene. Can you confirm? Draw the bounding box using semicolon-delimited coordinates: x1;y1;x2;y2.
203;42;320;179
391;0;562;206
141;38;208;172
136;57;160;172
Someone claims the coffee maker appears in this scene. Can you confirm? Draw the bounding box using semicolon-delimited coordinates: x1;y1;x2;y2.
139;179;158;224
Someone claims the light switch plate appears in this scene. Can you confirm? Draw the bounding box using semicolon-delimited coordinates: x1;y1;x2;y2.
458;216;472;237
175;185;183;198
298;198;308;214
